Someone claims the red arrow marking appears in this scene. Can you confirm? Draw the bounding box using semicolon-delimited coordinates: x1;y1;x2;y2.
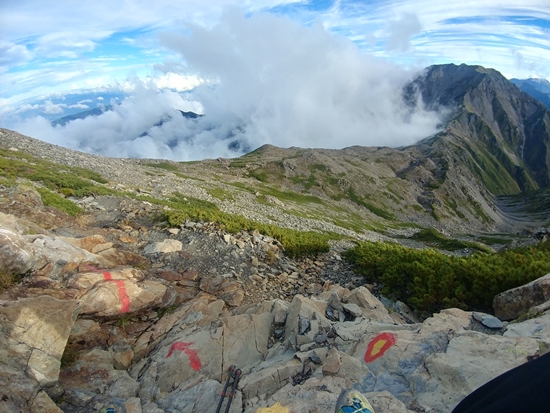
166;342;202;371
364;332;396;363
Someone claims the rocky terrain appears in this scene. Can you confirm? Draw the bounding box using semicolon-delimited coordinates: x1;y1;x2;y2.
1;169;549;413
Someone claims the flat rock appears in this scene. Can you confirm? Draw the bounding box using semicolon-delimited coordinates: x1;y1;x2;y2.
143;239;183;254
0;295;79;387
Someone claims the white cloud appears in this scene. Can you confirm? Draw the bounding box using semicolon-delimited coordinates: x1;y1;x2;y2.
148;73;204;92
78;99;93;104
97;97;104;100
386;13;422;52
17;103;40;113
42;100;67;114
69;103;89;109
0;41;32;69
12;11;442;161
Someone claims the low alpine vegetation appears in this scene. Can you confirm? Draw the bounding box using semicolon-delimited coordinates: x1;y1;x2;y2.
345;240;550;316
163;192;333;257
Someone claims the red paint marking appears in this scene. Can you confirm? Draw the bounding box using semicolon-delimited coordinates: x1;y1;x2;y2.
166;342;202;371
113;279;130;313
95;270;131;313
364;332;396;363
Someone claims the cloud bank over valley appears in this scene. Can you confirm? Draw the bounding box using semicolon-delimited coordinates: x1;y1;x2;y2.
9;12;442;161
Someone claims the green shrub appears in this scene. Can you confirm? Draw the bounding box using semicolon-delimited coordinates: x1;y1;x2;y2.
68;166;109;183
248;170;269;182
345;240;550;316
37;188;83;217
207;187;234;201
0;151;113;198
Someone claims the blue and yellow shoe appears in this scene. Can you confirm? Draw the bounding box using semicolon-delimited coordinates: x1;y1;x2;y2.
335;389;375;413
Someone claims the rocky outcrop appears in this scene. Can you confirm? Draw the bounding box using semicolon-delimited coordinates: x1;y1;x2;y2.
0;296;79;412
127;289;549;413
0;212;36;274
493;273;550;320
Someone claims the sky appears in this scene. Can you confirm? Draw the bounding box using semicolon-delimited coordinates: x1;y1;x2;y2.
1;0;549;160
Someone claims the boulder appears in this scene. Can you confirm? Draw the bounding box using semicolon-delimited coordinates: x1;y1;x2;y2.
284;295;331;350
346;286;396;324
351;309;540;412
503;312;550;355
0;295;79;387
200;276;244;306
78;279;166;318
28;234;110;278
143;239;183;254
0;227;35;275
493;273;550;320
30;391;64;413
59;349;139;407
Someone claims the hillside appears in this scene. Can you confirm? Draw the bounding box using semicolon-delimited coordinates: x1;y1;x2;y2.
0;134;549;413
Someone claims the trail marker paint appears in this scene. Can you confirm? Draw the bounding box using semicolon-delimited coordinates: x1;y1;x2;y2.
86;266;130;313
166;341;202;371
364;332;396;363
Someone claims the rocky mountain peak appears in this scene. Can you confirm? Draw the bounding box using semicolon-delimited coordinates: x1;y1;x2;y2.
407;63;550;193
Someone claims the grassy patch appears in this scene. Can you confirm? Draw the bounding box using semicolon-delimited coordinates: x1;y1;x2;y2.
308;163;326;172
347;188;394;220
411;228;492;253
260;186;325;205
291;174;318;190
0;271;16;293
475;235;514;246
37;188;84;217
248;170;269;182
163;192;333;257
226;181;255;192
174;172;204;181
206;187;234;201
344;159;360;167
0;150;115;198
68;166;108;183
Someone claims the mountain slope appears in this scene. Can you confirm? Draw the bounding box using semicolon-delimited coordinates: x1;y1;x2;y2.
406;64;550;193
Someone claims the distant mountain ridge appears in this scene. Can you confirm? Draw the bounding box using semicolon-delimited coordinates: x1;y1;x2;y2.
51;106;112;126
52;106;201;128
510;78;550;109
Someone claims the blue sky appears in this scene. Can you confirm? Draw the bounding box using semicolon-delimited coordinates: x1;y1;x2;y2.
0;0;549;160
